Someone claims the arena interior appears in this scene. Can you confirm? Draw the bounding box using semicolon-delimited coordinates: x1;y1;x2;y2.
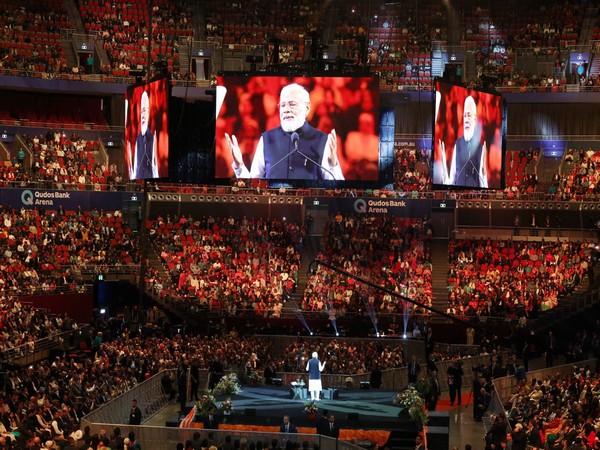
2;0;600;449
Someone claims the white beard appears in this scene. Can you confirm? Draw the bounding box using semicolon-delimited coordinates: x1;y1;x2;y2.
281;116;305;133
463;125;474;142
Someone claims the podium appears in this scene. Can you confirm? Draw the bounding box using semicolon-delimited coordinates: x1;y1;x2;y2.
290;382;307;399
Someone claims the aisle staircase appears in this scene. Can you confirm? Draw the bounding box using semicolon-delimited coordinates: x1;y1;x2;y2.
284;235;321;314
430;239;450;314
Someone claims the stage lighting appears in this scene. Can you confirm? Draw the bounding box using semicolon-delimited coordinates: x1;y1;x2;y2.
403;333;407;339
100;308;106;314
376;332;380;337
310;331;314;336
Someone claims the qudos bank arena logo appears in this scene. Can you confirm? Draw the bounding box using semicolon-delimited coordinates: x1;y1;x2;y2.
21;190;34;206
354;199;367;213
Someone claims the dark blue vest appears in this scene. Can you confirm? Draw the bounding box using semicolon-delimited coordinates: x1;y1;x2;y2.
454;136;484;187
262;122;328;179
307;358;321;380
135;129;155;179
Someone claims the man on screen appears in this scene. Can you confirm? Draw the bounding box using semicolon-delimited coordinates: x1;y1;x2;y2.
439;95;488;188
128;91;159;179
225;83;344;180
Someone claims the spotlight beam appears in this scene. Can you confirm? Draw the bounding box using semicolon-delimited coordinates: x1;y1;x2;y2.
312;258;481;329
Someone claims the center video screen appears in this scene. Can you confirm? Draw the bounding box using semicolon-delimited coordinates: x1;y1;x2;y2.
215;75;380;182
433;77;506;190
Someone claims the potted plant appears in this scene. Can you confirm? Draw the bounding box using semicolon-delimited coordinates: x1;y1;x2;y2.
196;393;216;418
220;398;233;415
212;373;242;396
394;386;428;429
304;400;319;419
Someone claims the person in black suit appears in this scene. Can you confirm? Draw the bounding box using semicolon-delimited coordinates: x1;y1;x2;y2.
128;399;142;425
316;409;329;436
407;355;420;385
446;360;464;406
323;414;339;439
279;415;298;434
203;408;220;430
425;369;441;412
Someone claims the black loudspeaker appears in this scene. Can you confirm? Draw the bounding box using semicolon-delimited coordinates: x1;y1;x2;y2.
245;409;256;416
273;378;282;386
347;413;359;421
330;388;339;399
360;382;371;389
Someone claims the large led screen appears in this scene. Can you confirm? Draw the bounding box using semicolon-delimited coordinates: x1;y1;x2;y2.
433;77;506;190
215;75;380;182
125;76;170;180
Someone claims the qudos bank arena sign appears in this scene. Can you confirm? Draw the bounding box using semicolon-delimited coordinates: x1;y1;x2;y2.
327;197;453;218
3;188;139;211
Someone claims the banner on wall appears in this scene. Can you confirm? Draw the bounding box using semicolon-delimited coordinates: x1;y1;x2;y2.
394;137;431;153
327;197;453;217
1;188;139;211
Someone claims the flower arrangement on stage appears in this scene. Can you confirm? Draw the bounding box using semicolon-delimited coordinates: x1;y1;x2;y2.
196;394;216;417
212;373;242;396
394;386;428;427
247;370;263;385
304;400;319;415
220;398;233;414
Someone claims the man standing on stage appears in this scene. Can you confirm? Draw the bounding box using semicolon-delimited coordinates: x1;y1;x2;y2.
306;351;326;401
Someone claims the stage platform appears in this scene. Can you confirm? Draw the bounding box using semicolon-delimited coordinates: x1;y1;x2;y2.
165;386;450;449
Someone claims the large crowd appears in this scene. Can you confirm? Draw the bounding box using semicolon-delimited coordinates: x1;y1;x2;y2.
302;214;432;317
0;321;279;449
147;215;303;317
0;0;593;90
0;315;404;449
279;338;404;375
78;0;193;78
447;239;590;317
394;145;431;193
487;365;600;449
553;147;600;200
21;131;124;191
0;206;138;295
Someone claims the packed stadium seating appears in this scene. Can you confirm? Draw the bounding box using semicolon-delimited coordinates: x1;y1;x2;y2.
555;147;600;200
0;206;138;296
447;239;589;317
302;215;432;316
78;0;193;77
0;3;599;449
394;145;431;193
147;215;302;317
21;133;123;191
